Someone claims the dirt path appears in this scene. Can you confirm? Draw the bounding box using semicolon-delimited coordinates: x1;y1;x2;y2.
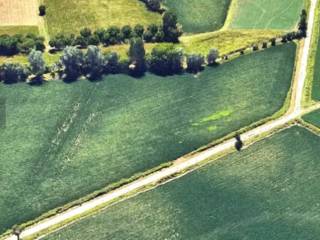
3;0;319;239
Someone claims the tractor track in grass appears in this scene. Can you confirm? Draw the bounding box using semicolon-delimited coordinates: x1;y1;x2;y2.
2;0;318;239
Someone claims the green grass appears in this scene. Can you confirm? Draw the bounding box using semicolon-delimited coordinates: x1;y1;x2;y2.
43;0;161;37
180;29;284;56
43;126;320;240
163;0;231;33
303;109;320;128
0;26;39;36
225;0;304;30
311;22;320;101
0;44;296;234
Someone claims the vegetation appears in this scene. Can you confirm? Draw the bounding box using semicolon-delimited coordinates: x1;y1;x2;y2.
0;34;45;56
0;44;296;234
0;26;39;36
43;0;162;36
0;63;28;84
148;44;183;75
303;110;320;129
43;126;320;240
163;0;231;33
128;38;146;77
226;0;304;30
28;50;46;84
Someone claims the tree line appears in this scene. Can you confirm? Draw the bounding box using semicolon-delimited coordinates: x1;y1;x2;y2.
0;33;45;56
49;11;182;51
0;39;219;84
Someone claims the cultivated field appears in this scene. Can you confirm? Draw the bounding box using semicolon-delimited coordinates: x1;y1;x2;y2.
0;44;296;234
43;126;320;240
303;109;320;128
43;0;161;37
311;23;320;100
226;0;304;30
0;0;38;26
163;0;231;33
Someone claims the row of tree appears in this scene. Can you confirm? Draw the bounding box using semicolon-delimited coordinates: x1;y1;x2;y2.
0;33;45;56
139;0;163;12
49;11;182;51
0;39;219;84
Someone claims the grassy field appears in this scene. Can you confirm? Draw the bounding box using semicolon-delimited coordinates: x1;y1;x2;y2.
0;26;39;36
311;22;320;101
303;110;320;128
43;126;320;240
43;0;161;37
180;29;284;56
0;44;296;234
225;0;304;30
163;0;231;33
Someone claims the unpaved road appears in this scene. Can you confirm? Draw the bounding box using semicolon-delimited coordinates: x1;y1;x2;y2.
3;0;319;239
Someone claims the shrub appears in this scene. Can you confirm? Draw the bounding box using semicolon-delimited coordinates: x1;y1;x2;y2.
60;46;84;82
0;63;28;84
148;43;183;76
28;50;46;84
0;35;19;56
207;48;219;66
80;28;92;38
39;5;46;16
121;25;133;41
134;24;145;38
162;11;182;43
104;52;121;74
84;46;105;80
186;54;205;73
128;38;146;77
107;26;122;45
262;42;268;49
271;38;276;46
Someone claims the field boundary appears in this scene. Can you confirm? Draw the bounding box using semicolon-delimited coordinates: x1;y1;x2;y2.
303;0;320;105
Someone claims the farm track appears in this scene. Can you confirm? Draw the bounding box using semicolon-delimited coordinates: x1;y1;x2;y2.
2;0;319;239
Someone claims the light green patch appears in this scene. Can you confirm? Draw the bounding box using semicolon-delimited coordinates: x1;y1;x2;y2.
207;126;218;132
200;109;233;123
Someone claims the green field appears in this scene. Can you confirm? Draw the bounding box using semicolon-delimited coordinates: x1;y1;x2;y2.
163;0;231;33
0;44;296;234
43;126;320;240
303;109;320;128
226;0;304;30
311;23;320;100
43;0;161;36
0;26;39;36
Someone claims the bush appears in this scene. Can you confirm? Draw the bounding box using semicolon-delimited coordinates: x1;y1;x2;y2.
128;38;146;77
107;26;122;45
148;43;183;76
134;24;145;38
60;46;84;82
84;46;105;80
162;11;182;43
49;34;75;50
207;48;219;66
104;52;121;74
186;54;205;73
121;25;133;41
0;63;28;84
39;5;46;16
28;50;46;84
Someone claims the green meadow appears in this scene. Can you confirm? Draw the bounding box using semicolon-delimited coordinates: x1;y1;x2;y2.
43;126;320;240
0;44;295;234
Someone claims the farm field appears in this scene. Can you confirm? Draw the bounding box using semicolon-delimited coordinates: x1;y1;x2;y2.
163;0;231;33
43;0;161;37
0;26;39;36
0;0;38;26
43;126;320;240
311;23;320;101
0;44;296;234
303;109;320;128
226;0;304;30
